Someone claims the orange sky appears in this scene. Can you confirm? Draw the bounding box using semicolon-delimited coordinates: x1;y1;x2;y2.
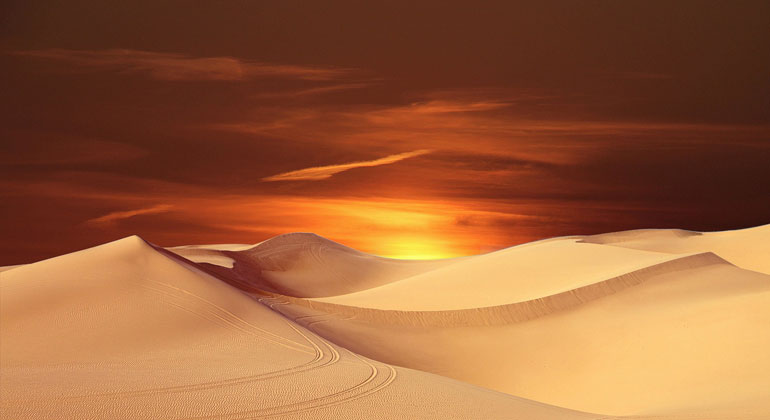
1;1;769;264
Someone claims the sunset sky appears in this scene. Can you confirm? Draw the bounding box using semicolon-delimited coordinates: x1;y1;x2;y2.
1;1;769;264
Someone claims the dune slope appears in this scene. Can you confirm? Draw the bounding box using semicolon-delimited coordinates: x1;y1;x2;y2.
0;236;593;420
314;238;690;310
267;255;770;417
250;226;770;418
169;232;457;298
3;225;768;419
580;224;770;274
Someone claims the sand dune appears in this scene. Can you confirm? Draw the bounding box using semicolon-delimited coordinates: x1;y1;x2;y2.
1;236;593;419
170;232;457;297
2;225;769;419
580;224;770;275
222;226;770;418
267;252;770;417
312;238;693;310
272;252;729;326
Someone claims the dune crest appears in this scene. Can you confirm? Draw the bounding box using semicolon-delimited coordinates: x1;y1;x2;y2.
170;232;458;298
194;225;770;418
267;252;731;327
1;235;595;419
579;224;770;274
3;225;769;419
313;238;695;311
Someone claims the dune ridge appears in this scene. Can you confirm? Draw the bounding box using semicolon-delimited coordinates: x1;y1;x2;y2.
246;242;770;416
173;225;769;418
171;232;458;298
1;235;597;420
257;252;729;327
579;224;770;275
3;225;769;419
310;239;700;311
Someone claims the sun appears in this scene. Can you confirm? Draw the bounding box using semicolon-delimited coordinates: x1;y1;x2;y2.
376;235;461;260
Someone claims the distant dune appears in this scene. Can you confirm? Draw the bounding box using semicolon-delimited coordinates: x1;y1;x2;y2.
170;232;458;297
2;225;769;419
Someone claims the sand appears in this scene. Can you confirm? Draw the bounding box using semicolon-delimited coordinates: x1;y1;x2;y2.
0;236;592;419
312;238;691;310
170;232;459;297
2;225;768;419
579;224;770;275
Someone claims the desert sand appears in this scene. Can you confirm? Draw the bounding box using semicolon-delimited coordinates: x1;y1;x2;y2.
2;225;769;419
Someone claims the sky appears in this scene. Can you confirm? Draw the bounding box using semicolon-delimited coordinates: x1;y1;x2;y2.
1;1;769;264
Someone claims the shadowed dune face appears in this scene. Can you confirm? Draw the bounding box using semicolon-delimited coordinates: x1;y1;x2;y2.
2;225;769;419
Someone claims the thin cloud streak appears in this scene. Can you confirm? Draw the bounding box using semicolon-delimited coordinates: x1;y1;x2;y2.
15;49;353;81
212;96;770;171
262;149;432;182
254;83;373;99
86;204;173;225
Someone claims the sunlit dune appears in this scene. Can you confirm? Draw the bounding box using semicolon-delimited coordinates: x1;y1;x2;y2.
0;235;589;420
2;225;769;419
169;232;458;297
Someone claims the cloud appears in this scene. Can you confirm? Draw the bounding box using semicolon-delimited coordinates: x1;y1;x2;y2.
86;204;173;225
262;149;432;181
213;93;770;173
253;82;373;99
15;49;352;81
403;100;510;114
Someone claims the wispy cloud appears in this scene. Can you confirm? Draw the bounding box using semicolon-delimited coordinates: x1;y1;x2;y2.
15;49;352;81
86;204;173;225
402;100;511;114
254;82;372;99
262;149;432;181
214;93;770;172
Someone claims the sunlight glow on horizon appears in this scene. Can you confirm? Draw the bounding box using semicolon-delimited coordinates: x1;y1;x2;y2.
151;195;530;259
362;235;466;260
